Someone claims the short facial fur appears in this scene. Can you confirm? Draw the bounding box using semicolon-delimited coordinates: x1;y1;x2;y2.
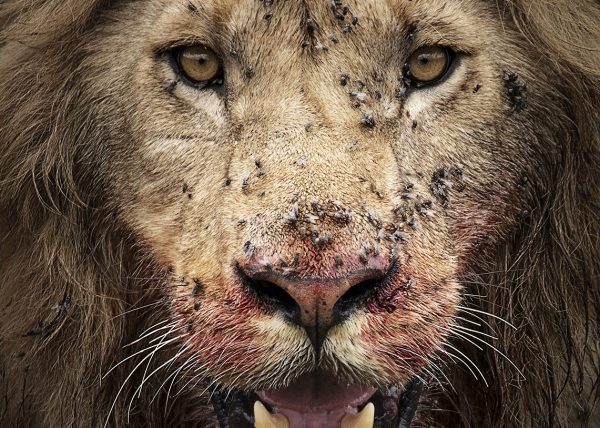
0;0;599;427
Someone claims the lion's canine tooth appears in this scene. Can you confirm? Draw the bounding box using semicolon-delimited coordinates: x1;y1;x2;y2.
341;403;375;428
253;401;289;428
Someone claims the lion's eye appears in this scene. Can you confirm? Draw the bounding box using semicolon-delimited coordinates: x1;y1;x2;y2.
175;46;223;86
405;46;453;86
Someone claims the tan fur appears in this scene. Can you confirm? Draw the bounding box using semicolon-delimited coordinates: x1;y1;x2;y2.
0;1;598;427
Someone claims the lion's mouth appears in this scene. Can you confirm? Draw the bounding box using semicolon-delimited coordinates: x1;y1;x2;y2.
210;371;424;428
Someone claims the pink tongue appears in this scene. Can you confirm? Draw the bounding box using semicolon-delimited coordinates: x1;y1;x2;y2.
257;371;376;428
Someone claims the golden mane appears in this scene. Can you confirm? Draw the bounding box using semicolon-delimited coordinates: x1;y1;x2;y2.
0;0;598;426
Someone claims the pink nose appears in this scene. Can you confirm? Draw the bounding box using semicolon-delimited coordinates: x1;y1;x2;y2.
237;265;390;349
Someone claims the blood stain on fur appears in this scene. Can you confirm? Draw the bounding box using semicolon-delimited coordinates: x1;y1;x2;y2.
372;286;402;313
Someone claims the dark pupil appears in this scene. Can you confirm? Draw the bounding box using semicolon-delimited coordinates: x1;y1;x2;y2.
197;53;209;65
417;54;431;65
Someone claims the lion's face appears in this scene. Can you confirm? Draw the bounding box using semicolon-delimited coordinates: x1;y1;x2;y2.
80;0;556;426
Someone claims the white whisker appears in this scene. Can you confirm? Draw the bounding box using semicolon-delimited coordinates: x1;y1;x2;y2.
443;343;489;387
453;328;525;378
457;305;517;330
103;336;178;428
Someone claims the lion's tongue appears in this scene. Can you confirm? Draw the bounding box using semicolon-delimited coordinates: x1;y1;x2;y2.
257;371;377;428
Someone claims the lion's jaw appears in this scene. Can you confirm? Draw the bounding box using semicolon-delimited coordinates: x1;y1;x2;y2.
82;0;554;426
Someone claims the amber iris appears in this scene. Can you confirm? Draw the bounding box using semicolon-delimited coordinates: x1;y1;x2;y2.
407;46;451;84
177;46;221;84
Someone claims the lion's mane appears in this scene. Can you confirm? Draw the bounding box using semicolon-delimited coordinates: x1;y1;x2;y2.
0;1;598;427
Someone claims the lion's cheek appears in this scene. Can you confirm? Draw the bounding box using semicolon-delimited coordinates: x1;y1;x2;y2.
448;191;523;261
366;281;459;362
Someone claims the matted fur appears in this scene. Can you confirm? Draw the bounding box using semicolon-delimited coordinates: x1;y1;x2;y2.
0;1;598;427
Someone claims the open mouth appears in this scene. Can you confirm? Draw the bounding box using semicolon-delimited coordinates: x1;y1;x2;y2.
210;371;424;428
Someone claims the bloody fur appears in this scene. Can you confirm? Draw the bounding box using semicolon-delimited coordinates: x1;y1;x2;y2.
0;1;599;427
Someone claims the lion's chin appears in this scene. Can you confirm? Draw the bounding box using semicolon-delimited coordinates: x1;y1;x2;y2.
211;370;424;428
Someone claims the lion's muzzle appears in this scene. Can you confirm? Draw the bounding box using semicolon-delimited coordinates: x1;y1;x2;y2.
236;255;392;350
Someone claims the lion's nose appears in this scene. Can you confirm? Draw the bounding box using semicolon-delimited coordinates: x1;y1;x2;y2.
237;265;390;350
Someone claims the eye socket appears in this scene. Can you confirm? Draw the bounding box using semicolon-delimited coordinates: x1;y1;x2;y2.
175;46;223;86
405;46;453;86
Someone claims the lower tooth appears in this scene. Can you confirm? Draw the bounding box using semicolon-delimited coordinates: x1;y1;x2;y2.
341;402;375;428
253;401;289;428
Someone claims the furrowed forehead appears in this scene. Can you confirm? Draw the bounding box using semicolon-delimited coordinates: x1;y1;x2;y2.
144;0;489;55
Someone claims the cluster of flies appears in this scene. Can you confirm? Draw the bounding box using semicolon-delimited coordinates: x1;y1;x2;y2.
503;71;527;113
301;0;360;52
231;162;465;278
178;164;465;311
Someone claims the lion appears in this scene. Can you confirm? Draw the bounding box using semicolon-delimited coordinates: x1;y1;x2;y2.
0;0;598;427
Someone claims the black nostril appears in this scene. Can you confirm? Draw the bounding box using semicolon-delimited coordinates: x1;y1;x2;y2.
333;277;383;322
236;266;301;324
250;279;301;321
